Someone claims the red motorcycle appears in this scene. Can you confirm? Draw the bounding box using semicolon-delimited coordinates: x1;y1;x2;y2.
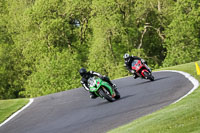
131;60;154;81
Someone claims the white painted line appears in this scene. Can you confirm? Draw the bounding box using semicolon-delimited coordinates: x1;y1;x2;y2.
0;98;34;128
157;70;199;104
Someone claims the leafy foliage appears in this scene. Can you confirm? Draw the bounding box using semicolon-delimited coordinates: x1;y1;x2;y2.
0;0;200;99
22;49;80;97
163;0;200;66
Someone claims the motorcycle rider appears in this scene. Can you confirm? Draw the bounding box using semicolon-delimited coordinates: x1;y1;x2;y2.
79;68;117;99
123;53;151;79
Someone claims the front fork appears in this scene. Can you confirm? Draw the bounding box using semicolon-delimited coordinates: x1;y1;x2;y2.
102;86;116;98
144;64;151;73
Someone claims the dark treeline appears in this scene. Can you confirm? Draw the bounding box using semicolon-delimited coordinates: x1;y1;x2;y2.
0;0;200;99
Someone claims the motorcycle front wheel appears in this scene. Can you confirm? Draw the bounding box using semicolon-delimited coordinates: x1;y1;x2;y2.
99;88;114;102
143;71;154;81
114;89;120;100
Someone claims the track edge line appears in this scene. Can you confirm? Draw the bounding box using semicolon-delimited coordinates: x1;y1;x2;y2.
0;98;34;128
157;70;199;104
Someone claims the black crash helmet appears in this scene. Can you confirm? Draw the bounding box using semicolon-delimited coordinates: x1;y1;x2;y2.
79;68;87;76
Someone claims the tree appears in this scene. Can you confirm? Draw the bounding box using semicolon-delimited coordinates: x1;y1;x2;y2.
134;0;175;68
163;0;200;66
0;0;27;99
22;49;81;97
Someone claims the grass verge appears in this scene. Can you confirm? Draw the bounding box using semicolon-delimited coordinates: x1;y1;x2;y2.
108;61;200;133
0;98;29;124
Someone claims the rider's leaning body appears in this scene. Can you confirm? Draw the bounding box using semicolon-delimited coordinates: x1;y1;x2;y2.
79;68;116;99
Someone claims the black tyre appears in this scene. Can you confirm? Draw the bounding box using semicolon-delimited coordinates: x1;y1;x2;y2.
114;89;120;100
143;71;154;81
99;88;114;102
143;71;150;79
150;75;155;81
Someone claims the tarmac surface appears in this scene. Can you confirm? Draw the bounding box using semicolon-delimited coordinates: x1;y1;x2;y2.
0;71;193;133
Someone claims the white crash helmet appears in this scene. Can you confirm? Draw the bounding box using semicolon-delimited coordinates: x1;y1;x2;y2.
123;53;130;60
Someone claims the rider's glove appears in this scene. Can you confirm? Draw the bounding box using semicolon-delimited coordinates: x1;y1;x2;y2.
99;75;105;79
141;59;145;64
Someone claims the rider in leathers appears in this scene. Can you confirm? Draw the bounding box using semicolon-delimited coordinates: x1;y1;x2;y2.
123;53;151;79
79;68;116;99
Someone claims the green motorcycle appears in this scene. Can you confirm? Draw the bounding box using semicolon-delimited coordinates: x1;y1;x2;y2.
88;77;120;102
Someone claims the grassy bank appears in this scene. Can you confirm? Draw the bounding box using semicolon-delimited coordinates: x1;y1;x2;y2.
108;61;200;133
0;98;29;124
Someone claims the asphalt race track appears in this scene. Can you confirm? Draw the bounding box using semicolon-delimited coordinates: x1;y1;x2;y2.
0;71;194;133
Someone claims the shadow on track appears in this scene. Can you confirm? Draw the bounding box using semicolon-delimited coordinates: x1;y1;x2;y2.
86;94;136;107
134;76;170;86
119;94;136;100
154;76;170;81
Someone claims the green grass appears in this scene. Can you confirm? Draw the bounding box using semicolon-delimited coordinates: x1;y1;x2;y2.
108;61;200;133
0;98;29;123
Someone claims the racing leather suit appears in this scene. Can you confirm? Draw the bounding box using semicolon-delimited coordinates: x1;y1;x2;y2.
124;56;151;78
80;71;114;91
